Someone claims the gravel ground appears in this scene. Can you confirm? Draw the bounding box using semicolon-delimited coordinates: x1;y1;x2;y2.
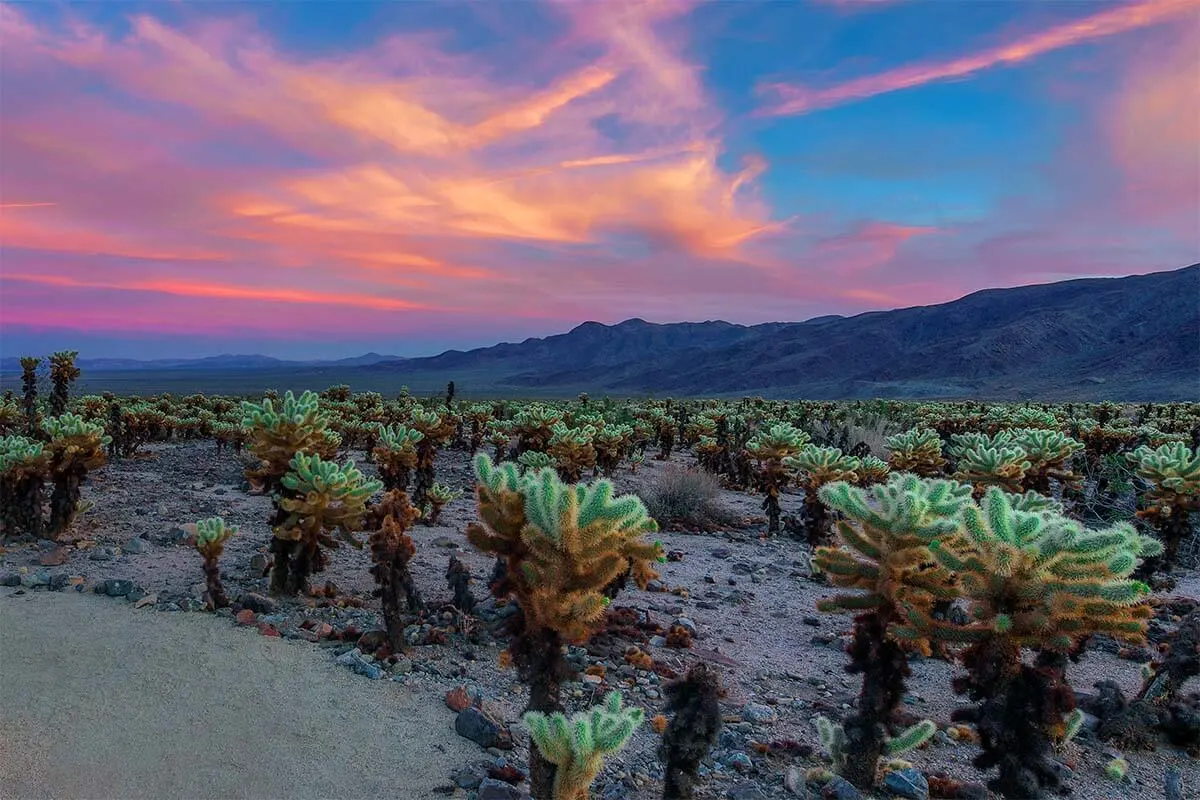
1;441;1196;800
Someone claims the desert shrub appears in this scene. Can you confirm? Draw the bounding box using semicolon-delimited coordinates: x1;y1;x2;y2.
641;465;738;530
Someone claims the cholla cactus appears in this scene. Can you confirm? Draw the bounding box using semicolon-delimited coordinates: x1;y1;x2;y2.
924;489;1159;799
20;357;39;435
0;396;22;435
368;490;423;649
464;404;494;455
523;691;644;800
193;517;237;609
812;474;972;790
1014;429;1083;493
814;715;935;775
408;405;457;509
659;662;722;800
241;391;337;493
787;445;860;546
48;351;80;417
1125;442;1200;569
466;455;662;799
518;450;556;472
0;436;50;539
423;482;462;525
372;424;423;492
592;424;632;477
854;456;891;486
271;453;382;595
745;422;810;536
548;423;597;482
43;413;110;538
951;434;1030;496
513;404;563;455
886;428;946;476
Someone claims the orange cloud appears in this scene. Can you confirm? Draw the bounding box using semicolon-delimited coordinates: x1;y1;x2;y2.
761;0;1200;116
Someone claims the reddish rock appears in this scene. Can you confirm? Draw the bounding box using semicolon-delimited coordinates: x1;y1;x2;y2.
445;686;473;712
257;623;281;637
236;609;257;626
38;548;70;567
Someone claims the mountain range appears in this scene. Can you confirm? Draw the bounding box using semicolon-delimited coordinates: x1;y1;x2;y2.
3;265;1197;400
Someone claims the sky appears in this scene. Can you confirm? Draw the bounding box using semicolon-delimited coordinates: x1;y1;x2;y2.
1;0;1197;360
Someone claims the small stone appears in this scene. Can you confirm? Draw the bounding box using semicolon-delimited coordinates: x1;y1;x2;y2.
452;769;482;789
741;703;778;724
803;616;821;627
389;657;413;675
582;674;603;685
239;592;278;613
22;569;51;588
249;554;269;574
710;547;731;559
674;617;697;636
476;777;527;800
257;624;281;638
883;768;929;800
134;593;158;609
723;752;753;772
1164;767;1183;800
89;548;115;562
123;538;147;554
785;766;806;796
38;548;70;566
953;783;988;800
48;573;71;592
646;580;666;593
236;609;257;626
432;536;457;548
446;686;473;712
726;782;767;800
2;574;21;587
161;526;189;544
821;776;864;800
104;579;135;597
455;707;513;750
126;587;148;603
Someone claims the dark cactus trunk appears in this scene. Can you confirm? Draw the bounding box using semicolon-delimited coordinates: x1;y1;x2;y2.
840;610;910;790
203;555;230;609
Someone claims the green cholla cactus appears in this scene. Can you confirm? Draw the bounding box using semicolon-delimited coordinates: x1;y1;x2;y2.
951;440;1030;496
271;452;382;595
886;428;947;476
1104;757;1128;782
423;482;462;524
0;435;50;539
241;390;336;492
523;691;644;800
548;422;598;482
886;720;937;755
194;517;237;609
745;422;810;536
43;413;110;538
1126;442;1200;569
815;716;846;771
788;445;862;545
372;423;423;491
1014;429;1083;493
855;456;891;486
518;450;556;471
1060;708;1084;743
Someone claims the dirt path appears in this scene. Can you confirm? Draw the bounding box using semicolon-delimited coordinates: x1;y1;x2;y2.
0;591;477;800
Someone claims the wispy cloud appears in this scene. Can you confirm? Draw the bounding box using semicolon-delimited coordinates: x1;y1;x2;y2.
759;0;1200;116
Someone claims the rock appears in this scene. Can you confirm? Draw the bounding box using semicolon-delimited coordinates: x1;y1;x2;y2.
451;769;482;789
821;777;864;800
126;587;148;603
785;766;807;796
446;686;473;712
403;623;433;646
236;609;258;626
134;593;158;609
161;526;189;545
727;782;767;800
432;536;457;548
710;547;731;559
257;624;282;638
21;569;51;588
476;777;528;800
731;562;754;575
239;592;278;613
741;703;778;724
723;752;753;772
1164;768;1183;800
883;768;929;800
104;579;135;597
455;707;512;750
389;657;413;675
123;538;147;554
38;548;70;566
48;573;71;592
2;573;21;587
89;548;115;562
953;783;988;800
674;617;697;637
249;554;270;575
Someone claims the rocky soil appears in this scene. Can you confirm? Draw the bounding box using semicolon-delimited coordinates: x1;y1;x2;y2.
1;440;1196;800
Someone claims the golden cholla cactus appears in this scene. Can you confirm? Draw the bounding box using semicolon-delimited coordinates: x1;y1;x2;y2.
408;405;458;508
548;423;598;482
1125;442;1200;568
241;391;337;492
1013;428;1083;493
467;454;663;644
593;424;632;477
43;413;110;538
518;450;556;472
886;428;946;476
270;453;382;595
369;490;423;649
524;691;644;800
812;474;972;790
513;404;563;454
372;423;423;492
194;517;237;609
423;482;462;525
921;488;1160;799
854;456;891;486
950;433;1029;496
787;445;861;546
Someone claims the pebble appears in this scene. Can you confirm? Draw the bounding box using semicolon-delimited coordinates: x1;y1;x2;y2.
784;766;805;796
249;555;269;575
123;538;147;554
1165;767;1183;800
674;617;697;637
727;782;768;800
21;569;51;589
883;768;928;800
476;778;528;800
1;573;21;587
89;548;115;562
821;776;864;800
454;707;512;750
741;703;778;724
723;752;753;772
102;579;135;597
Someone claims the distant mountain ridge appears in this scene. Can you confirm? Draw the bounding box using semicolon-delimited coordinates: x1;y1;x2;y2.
2;266;1196;400
0;352;404;374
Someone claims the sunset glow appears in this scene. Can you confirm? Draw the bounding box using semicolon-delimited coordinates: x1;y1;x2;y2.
2;0;1197;358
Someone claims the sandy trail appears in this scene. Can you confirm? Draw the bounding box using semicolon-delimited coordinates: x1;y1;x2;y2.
0;591;477;800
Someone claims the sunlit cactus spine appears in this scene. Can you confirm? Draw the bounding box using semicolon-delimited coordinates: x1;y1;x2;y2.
812;474;971;790
513;404;563;455
592;424;632;478
921;489;1160;799
466;455;662;799
271;452;382;596
814;715;934;777
0;436;50;540
43;413;110;538
786;444;860;546
886;428;946;477
1125;442;1200;570
744;422;809;536
523;691;644;800
193;517;237;609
